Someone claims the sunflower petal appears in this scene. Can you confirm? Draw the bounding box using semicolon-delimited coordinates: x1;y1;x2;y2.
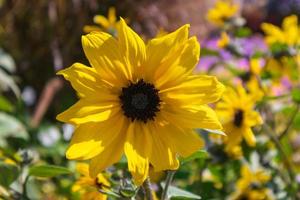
57;63;113;98
145;24;189;76
161;75;225;105
154;37;200;89
93;15;110;28
89;125;126;177
243;128;256;147
124;122;152;185
148;124;179;171
162;105;222;130
162;125;204;157
57;99;118;125
66;115;124;160
118;18;146;78
81;32;129;86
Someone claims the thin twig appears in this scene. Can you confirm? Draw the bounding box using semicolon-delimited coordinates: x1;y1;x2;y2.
142;177;153;200
30;77;63;128
161;170;176;200
262;124;295;184
279;104;300;140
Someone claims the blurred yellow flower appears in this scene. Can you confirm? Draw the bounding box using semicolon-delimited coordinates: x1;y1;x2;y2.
217;32;230;48
72;163;110;200
261;15;300;46
230;165;273;200
207;0;239;26
216;85;263;150
83;7;121;36
57;19;224;185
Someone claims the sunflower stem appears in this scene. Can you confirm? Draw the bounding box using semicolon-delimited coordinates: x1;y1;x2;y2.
161;170;176;200
142;177;154;200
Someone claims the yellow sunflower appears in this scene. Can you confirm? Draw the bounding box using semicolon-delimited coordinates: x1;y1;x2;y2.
206;0;239;26
230;165;273;200
261;15;300;47
216;85;262;150
72;163;110;200
83;7;121;35
57;19;224;185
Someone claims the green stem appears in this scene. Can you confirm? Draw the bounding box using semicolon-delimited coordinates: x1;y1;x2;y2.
161;170;176;200
262;124;295;184
279;103;299;139
142;177;153;200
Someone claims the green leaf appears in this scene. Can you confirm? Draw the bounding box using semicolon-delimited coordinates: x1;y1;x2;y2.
0;96;13;112
200;48;219;57
292;88;300;103
293;113;300;130
0;48;16;73
29;165;72;178
0;68;20;97
235;27;252;37
0;112;28;143
0;161;19;188
161;183;201;199
180;150;207;165
202;128;226;136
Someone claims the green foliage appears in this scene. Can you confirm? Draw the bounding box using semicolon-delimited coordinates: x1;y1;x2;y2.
161;183;201;199
29;165;72;178
0;161;19;188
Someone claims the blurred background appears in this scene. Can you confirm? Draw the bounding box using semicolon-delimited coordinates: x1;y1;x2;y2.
1;0;300;199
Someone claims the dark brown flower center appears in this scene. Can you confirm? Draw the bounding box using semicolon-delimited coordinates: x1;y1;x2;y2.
119;79;160;123
233;109;244;127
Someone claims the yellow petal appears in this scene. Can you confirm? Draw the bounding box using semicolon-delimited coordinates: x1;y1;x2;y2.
148;123;179;171
66;115;124;160
76;163;90;177
89;122;126;177
93;15;110;29
160;75;225;105
154;37;200;90
81;32;130;86
162;104;223;130
162;125;204;157
244;110;263;127
57;63;115;99
261;23;285;45
144;24;189;79
243;128;256;147
83;25;102;33
124;122;152;185
108;7;117;24
118;18;146;78
57;99;119;125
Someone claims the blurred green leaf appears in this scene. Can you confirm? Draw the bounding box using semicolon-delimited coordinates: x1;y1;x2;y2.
29;165;71;178
161;183;201;199
200;48;219;57
0;68;20;97
181;150;207;165
0;161;19;188
0;112;28;144
235;27;252;37
292;88;300;103
293;113;300;130
0;48;16;73
0;96;13;112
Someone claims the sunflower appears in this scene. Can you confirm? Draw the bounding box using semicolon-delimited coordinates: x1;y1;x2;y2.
216;85;262;150
72;163;110;200
261;15;300;47
57;19;224;185
83;7;121;36
206;0;239;26
229;165;273;200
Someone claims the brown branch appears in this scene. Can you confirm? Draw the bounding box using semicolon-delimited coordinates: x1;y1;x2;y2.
30;77;63;128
